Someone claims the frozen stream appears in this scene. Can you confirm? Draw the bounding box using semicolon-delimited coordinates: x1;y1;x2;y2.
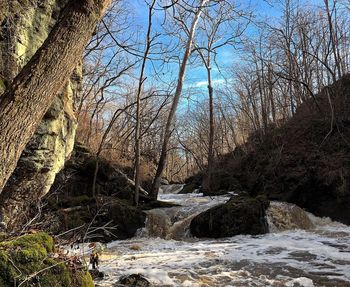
86;186;350;287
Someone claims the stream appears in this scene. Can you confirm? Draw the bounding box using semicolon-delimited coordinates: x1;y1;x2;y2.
85;185;350;286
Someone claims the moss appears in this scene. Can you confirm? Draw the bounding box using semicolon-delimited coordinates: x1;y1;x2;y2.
0;233;7;242
79;272;94;287
0;233;94;287
12;232;54;252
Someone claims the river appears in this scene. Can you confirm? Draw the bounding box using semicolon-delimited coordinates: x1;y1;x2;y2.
88;185;350;287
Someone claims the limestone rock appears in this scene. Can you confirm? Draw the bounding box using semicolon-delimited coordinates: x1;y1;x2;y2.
0;0;80;229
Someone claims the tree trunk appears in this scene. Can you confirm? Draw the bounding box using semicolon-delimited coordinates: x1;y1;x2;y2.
134;0;156;206
202;63;214;195
0;0;109;192
150;0;209;200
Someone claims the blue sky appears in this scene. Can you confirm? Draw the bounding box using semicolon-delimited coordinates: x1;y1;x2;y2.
122;0;324;108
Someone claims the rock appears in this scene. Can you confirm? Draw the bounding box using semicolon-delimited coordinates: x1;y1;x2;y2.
32;144;148;242
179;173;202;194
190;195;269;238
48;142;140;201
0;232;93;287
89;269;105;279
0;0;81;230
178;183;198;194
43;197;146;242
116;274;151;287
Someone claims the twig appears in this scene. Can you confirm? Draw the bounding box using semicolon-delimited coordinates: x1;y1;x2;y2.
18;259;70;287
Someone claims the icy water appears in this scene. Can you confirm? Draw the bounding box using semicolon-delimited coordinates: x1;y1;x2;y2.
88;186;350;287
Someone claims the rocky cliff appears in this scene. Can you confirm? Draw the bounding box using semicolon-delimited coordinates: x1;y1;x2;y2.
0;0;80;229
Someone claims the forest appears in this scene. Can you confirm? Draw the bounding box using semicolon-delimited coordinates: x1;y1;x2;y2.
0;0;349;286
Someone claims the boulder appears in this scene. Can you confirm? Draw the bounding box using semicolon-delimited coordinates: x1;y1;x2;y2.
42;197;146;242
89;269;105;280
0;232;93;287
34;144;148;242
267;201;314;232
160;178;169;185
115;274;151;287
179;173;202;194
190;195;269;238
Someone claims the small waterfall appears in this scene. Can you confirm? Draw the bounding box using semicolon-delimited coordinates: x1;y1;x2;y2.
138;191;230;240
139;206;208;240
139;209;172;238
267;201;314;232
159;184;185;194
140;186;319;240
95;188;350;287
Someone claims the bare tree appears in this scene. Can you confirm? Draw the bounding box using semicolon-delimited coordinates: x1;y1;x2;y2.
150;0;209;199
134;0;157;205
194;1;246;194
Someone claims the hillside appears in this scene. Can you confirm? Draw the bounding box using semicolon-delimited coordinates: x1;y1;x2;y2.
189;75;350;224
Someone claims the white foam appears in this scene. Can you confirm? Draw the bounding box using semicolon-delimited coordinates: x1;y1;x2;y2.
286;277;314;287
94;223;350;286
77;191;350;286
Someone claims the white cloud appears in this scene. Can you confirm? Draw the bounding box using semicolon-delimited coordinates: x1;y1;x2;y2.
194;78;225;88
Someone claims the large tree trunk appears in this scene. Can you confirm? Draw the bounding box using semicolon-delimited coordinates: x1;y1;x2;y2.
0;0;109;192
150;0;209;200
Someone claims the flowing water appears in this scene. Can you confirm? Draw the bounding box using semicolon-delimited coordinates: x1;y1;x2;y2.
84;186;350;287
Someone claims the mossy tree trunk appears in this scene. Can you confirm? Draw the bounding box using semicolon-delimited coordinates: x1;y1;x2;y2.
0;0;110;192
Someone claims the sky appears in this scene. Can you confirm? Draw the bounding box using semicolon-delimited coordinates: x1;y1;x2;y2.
119;0;325;110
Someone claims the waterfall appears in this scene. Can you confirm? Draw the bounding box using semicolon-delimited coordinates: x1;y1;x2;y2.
138;187;328;241
137;192;230;240
139;208;198;240
267;201;314;232
93;186;350;287
159;184;185;194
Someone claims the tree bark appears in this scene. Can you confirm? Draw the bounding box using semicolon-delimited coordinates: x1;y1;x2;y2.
150;0;209;200
0;0;109;192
